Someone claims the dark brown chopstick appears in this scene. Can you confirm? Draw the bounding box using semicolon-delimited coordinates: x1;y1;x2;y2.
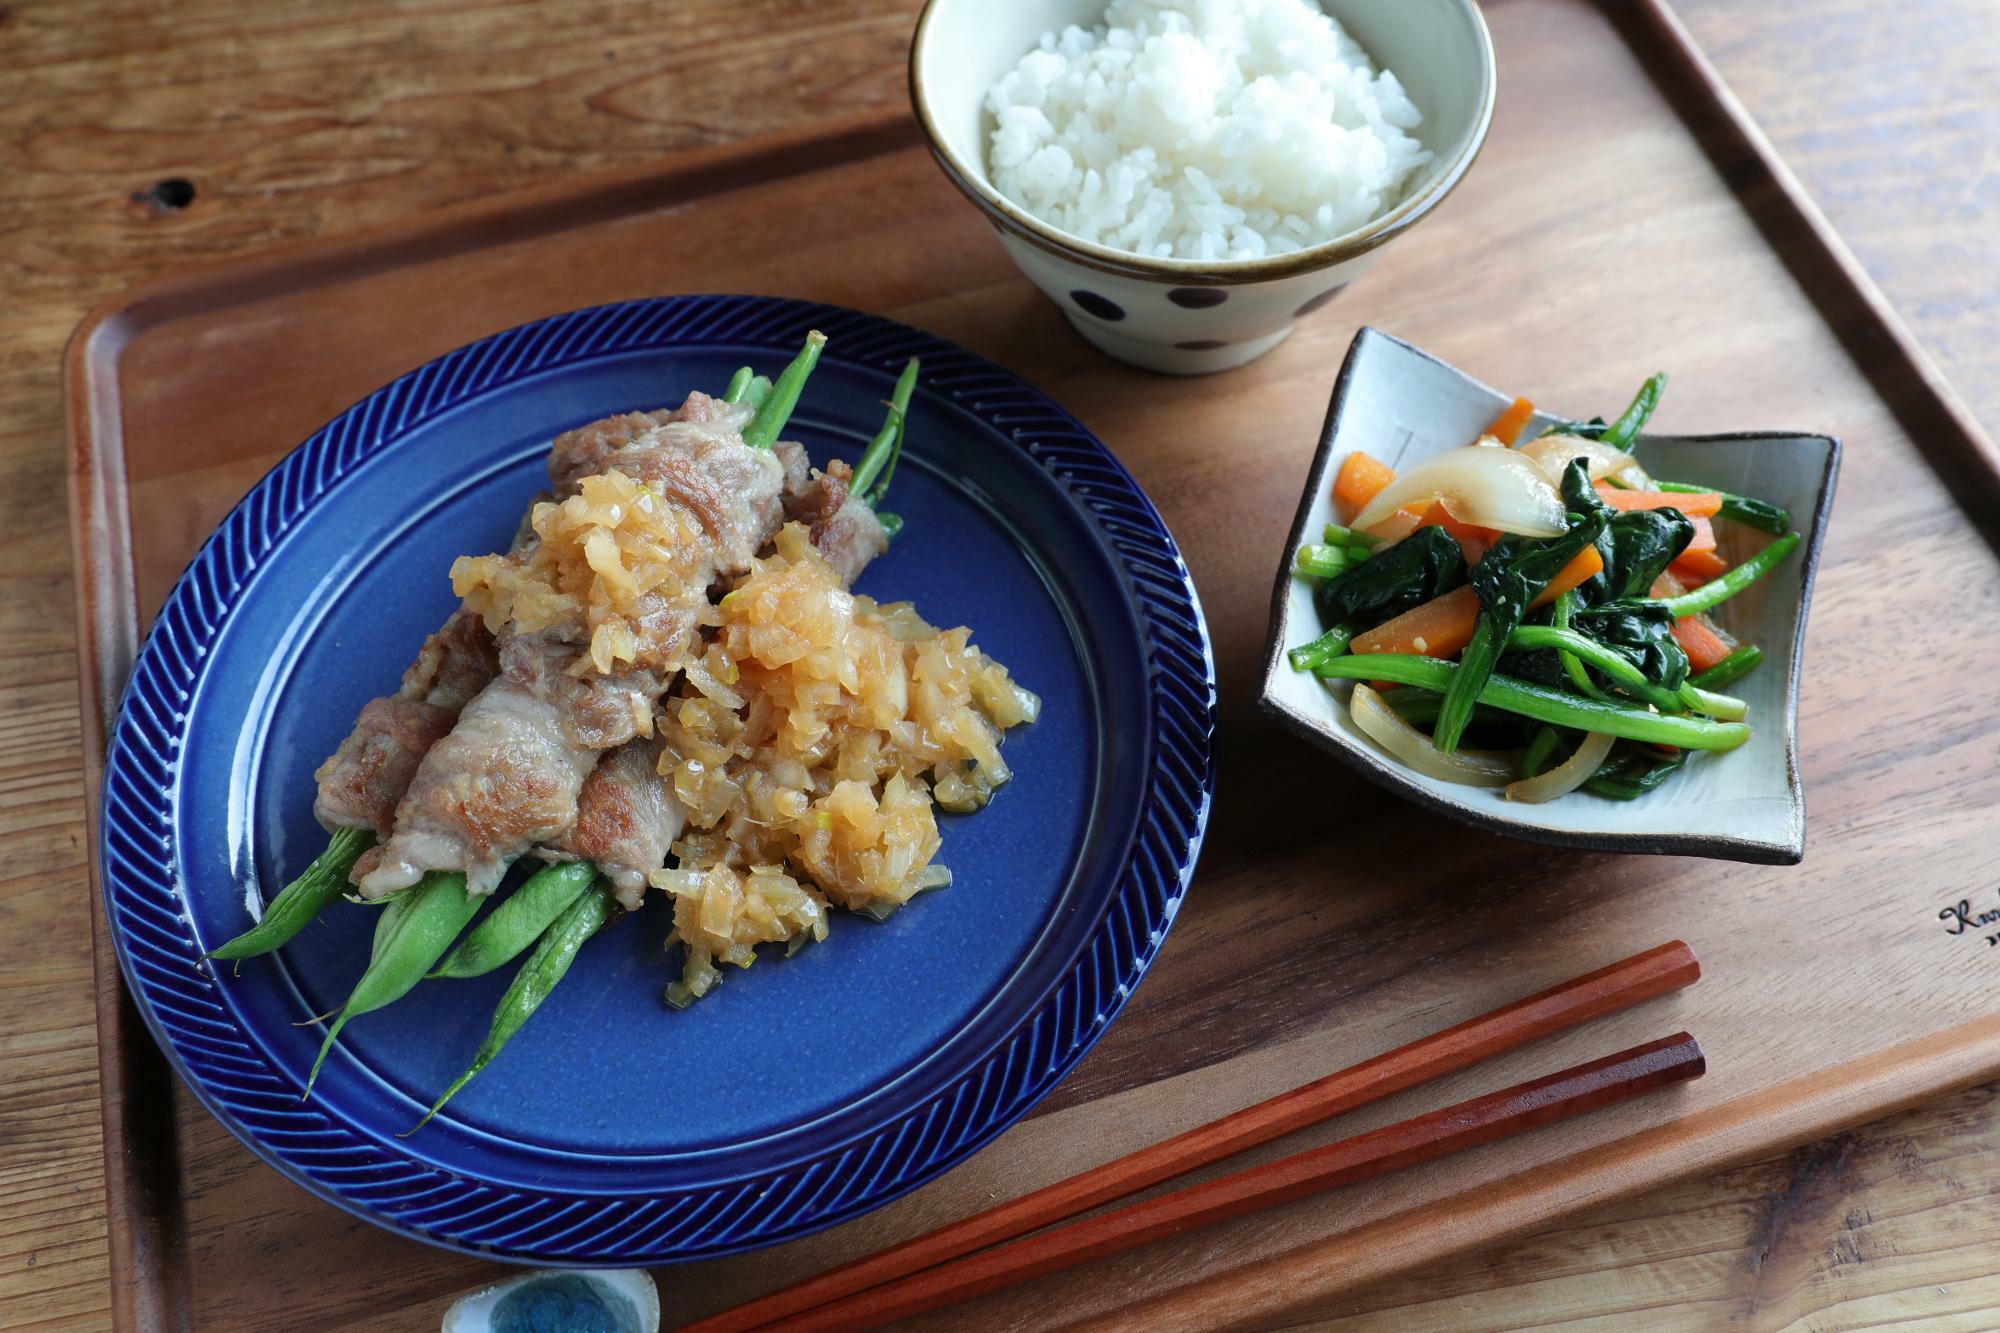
774;1033;1706;1332
688;941;1699;1333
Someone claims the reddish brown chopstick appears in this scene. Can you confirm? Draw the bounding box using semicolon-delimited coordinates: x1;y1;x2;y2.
688;941;1698;1333
775;1032;1706;1332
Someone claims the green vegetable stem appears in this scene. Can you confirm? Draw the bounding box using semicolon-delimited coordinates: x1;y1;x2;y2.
409;881;617;1132
1507;625;1684;713
1433;462;1606;753
1294;544;1354;580
307;873;482;1093
430;861;597;980
1599;373;1667;449
742;331;826;449
850;358;920;507
1656;532;1801;618
1689;644;1764;690
1313;653;1751;751
1655;481;1792;535
207;827;375;962
1519;726;1563;780
1287;623;1355;673
1320;523;1382;551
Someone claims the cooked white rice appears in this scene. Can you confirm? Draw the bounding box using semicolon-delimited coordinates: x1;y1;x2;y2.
985;0;1430;262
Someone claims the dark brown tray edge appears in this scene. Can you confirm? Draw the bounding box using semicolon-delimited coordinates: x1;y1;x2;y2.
1608;0;2000;535
63;311;191;1333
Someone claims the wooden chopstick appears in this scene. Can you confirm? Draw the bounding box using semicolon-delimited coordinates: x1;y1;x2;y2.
689;941;1699;1333
772;1032;1707;1332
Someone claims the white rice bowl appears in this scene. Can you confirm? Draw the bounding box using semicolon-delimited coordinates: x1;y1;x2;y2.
985;0;1432;263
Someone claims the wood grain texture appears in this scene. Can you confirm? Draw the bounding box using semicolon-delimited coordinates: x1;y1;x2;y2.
775;1035;1709;1333
692;942;1702;1333
7;1;2000;1330
65;4;2000;1322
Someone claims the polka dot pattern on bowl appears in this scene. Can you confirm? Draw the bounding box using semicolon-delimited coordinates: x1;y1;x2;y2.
1294;284;1350;317
1069;290;1127;322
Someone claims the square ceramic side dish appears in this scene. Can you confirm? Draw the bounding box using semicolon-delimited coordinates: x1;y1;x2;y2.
1260;328;1840;864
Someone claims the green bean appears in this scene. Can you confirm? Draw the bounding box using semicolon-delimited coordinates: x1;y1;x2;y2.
722;366;756;404
429;861;596;980
1520;726;1562;780
1311;654;1752;750
1507;625;1685;712
1657;532;1801;618
207;827;374;962
1600;373;1667;448
307;873;481;1093
1654;481;1791;535
370;882;422;956
1689;643;1764;690
1550;590;1609;701
850;358;919;504
741;331;826;449
1320;523;1382;551
408;881;615;1132
876;512;904;539
1294;544;1353;580
1287;623;1354;672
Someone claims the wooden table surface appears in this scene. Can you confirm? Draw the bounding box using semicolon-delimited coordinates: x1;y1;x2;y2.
4;2;1997;1328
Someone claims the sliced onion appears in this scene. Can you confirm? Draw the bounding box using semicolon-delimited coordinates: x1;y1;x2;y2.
1349;446;1567;537
1517;432;1641;484
1349;684;1517;787
684;657;745;709
1505;730;1616;803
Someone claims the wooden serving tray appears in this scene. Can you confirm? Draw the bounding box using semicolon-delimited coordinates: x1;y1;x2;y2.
63;1;2000;1328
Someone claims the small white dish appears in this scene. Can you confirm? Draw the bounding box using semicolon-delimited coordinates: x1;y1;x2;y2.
908;0;1496;375
442;1269;658;1332
1259;328;1840;864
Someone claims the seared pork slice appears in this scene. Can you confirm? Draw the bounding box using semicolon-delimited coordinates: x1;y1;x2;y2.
313;610;499;837
785;458;891;585
543;737;680;909
313;393;734;840
356;397;789;897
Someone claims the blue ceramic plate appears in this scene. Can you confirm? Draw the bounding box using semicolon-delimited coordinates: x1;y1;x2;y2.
99;296;1215;1265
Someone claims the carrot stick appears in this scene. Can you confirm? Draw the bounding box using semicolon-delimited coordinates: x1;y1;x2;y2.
1351;585;1480;658
1334;452;1396;523
1594;485;1723;517
1352;547;1604;659
1685;514;1717;553
1670;548;1730;585
1483;396;1536;447
1535;545;1605;609
1671;614;1733;674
